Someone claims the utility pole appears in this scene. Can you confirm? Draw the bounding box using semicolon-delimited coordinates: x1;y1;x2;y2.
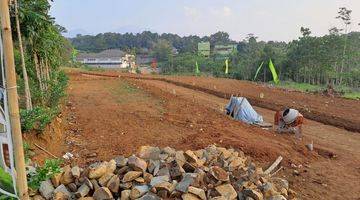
0;0;29;199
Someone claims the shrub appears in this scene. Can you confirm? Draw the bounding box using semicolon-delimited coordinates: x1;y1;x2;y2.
46;70;69;108
20;107;57;133
27;159;63;189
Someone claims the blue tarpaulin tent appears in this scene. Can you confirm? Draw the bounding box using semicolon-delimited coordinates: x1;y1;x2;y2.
225;96;263;124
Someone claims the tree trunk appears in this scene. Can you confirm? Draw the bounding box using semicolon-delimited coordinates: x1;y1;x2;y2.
40;58;47;90
339;28;349;85
33;52;44;92
14;0;32;110
45;58;50;80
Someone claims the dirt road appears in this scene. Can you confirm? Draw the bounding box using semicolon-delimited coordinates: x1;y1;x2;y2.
29;70;360;199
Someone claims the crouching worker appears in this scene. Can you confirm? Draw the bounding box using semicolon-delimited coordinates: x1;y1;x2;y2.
274;108;304;138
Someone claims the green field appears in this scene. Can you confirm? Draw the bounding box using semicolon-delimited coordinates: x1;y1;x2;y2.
278;82;360;100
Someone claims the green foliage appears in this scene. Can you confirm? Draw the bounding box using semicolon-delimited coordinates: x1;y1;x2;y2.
45;70;69;108
343;92;360;100
27;159;63;189
20;106;56;133
0;167;14;195
23;142;31;164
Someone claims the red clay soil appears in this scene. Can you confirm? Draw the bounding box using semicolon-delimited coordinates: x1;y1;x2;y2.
81;71;360;132
27;70;360;199
133;78;360;200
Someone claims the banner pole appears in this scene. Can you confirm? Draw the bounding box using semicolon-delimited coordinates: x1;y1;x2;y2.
0;1;29;199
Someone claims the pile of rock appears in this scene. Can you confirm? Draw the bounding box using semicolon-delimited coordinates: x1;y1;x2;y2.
33;145;296;200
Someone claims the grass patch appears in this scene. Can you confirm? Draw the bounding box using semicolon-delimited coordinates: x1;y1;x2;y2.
277;81;359;100
278;82;324;92
80;65;105;72
111;81;147;104
342;92;360;100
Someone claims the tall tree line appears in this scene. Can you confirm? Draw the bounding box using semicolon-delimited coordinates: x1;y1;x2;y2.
70;8;359;87
5;0;72;132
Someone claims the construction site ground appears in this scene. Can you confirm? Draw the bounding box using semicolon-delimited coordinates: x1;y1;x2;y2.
26;69;360;200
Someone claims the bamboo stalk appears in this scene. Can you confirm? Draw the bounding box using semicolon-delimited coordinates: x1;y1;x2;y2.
0;1;29;199
34;143;58;159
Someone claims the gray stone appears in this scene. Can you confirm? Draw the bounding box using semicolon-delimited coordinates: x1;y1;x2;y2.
120;190;131;200
150;175;170;187
54;184;71;199
175;173;197;193
138;146;161;160
88;163;107;179
122;171;142;182
75;184;90;198
157;167;170;177
114;156;128;167
169;160;182;180
215;184;237;200
210;166;229;182
60;166;74;185
71;166;81;179
182;193;201;200
188;186;206;200
243;189;263;200
148;160;160;174
93;187;113;200
162;147;176;156
39;180;54;200
137;193;161;200
268;195;287;200
130;185;150;199
67;183;77;192
98;173;114;186
128;155;147;172
175;151;186;167
107;174;120;193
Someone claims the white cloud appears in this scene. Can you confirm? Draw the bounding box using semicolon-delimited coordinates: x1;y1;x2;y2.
184;6;200;20
223;6;232;17
210;6;233;17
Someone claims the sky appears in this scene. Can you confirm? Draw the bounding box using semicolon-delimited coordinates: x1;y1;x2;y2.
50;0;360;42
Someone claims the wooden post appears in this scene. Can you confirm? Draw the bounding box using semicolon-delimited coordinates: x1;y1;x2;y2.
0;1;29;199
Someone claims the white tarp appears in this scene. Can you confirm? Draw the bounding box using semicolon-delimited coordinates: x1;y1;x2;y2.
0;27;17;198
225;96;263;124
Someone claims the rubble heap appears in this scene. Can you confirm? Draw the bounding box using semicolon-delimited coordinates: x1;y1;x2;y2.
33;145;296;200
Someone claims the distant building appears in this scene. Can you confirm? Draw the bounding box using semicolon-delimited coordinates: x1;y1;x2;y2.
198;42;211;57
214;44;237;57
77;49;126;68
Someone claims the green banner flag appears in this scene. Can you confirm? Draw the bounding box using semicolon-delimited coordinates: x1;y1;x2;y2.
253;61;264;81
225;59;229;74
195;61;200;74
269;59;280;84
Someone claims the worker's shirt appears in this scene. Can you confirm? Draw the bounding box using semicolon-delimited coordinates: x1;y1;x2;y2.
274;111;304;128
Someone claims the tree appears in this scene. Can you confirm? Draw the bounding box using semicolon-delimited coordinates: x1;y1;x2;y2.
152;39;172;62
300;27;311;37
13;0;32;110
336;7;352;84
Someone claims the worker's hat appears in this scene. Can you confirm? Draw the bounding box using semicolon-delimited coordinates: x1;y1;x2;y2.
282;109;299;125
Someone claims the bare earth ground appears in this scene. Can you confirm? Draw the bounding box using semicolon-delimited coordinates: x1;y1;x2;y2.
27;70;360;200
82;71;360;132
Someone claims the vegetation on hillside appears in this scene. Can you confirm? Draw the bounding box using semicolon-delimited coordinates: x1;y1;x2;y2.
8;0;72;132
70;7;360;89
